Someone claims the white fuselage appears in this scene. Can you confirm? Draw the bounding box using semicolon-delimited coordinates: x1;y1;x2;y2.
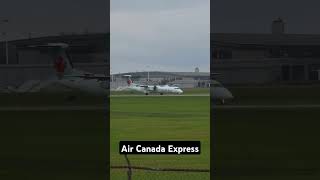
124;83;183;95
153;85;183;94
59;78;108;95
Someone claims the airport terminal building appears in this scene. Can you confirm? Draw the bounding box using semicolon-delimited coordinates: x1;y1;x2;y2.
212;19;320;85
3;19;320;88
0;33;109;87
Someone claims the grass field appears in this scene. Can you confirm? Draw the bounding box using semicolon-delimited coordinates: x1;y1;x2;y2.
213;85;320;179
0;110;107;180
110;96;210;180
0;92;210;179
214;108;320;179
3;85;320;179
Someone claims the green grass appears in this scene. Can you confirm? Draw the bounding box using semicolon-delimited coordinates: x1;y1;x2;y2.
4;85;320;179
110;96;210;179
0;91;210;179
111;170;210;180
214;108;320;179
213;85;320;179
0;110;107;180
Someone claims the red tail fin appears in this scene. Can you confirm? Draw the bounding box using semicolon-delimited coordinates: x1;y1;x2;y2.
54;56;66;73
127;79;132;85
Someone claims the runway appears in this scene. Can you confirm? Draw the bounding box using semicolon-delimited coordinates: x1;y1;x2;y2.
214;104;320;109
1;104;320;111
111;94;209;97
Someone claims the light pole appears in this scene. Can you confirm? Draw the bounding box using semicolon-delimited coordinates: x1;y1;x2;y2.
1;19;9;64
146;65;150;82
110;68;113;82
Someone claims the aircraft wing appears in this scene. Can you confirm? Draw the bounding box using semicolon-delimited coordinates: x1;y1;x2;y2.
28;43;69;49
140;85;156;91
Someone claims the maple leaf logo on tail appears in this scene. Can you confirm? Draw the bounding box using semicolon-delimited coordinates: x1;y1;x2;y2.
54;56;66;79
54;56;66;73
127;79;132;86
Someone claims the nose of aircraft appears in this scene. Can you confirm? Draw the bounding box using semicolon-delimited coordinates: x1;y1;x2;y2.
177;89;183;94
211;87;233;99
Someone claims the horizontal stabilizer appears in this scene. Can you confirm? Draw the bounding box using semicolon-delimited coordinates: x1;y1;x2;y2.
28;43;69;49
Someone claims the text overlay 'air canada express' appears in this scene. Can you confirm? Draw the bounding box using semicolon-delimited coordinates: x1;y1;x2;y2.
119;141;201;155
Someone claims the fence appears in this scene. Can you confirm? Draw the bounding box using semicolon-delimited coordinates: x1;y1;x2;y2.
110;155;210;180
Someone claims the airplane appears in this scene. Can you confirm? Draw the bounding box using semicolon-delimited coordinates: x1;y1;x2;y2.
5;43;109;97
117;75;183;95
210;73;234;104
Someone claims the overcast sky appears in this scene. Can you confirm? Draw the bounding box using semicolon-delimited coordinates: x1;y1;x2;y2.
110;0;210;73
